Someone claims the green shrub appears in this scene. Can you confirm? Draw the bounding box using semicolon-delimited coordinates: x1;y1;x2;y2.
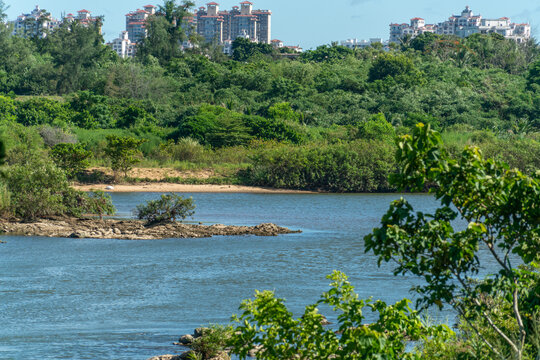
70;110;98;129
0;183;11;218
267;102;302;122
230;271;454;360
0;95;16;122
244;115;305;144
240;140;395;192
368;53;419;82
300;44;353;62
60;187;93;219
159;138;206;162
85;190;116;219
105;135;147;178
15;98;73;127
190;325;233;360
135;193;195;224
178;106;253;148
51;143;92;179
357;113;395;142
480;137;540;174
117;104;157;128
68;91;115;128
0;121;45;165
368;53;424;88
4;158;85;220
231;37;274;61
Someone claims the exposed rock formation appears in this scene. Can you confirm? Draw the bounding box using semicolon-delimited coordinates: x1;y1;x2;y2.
147;355;183;360
0;219;301;240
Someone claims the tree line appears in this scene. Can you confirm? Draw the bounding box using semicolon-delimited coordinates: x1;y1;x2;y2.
0;0;538;193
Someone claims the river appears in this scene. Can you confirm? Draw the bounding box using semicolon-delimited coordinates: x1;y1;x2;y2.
1;193;468;359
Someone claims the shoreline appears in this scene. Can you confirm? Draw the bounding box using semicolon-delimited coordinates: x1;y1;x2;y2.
73;183;316;194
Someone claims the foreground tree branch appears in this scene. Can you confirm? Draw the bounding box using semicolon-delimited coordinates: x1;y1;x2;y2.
365;123;540;360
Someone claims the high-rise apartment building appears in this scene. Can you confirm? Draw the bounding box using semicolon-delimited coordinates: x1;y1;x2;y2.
11;6;99;38
125;5;156;43
253;9;271;44
196;1;271;45
10;6;60;38
196;2;224;43
107;31;137;58
390;6;531;43
116;4;195;56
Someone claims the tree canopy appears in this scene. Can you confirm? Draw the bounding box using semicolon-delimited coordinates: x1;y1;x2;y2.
365;123;540;359
137;0;195;64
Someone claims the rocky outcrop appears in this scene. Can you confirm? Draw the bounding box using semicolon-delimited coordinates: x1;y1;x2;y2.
147;355;183;360
174;327;208;346
171;327;232;360
0;219;301;240
177;334;194;346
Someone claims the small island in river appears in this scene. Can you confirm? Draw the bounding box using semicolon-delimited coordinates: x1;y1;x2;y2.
0;218;301;240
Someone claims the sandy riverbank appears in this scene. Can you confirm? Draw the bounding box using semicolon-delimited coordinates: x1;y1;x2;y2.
73;183;315;194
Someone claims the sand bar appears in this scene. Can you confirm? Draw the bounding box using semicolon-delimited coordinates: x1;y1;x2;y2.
73;183;315;194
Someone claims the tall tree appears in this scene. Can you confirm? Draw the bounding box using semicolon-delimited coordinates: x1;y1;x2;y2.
365;123;540;360
0;7;47;95
231;37;274;62
137;0;195;64
37;19;113;94
0;0;8;22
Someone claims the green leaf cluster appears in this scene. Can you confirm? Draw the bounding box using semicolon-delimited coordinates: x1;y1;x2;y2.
240;140;395;192
85;190;116;220
365;123;540;359
135;193;195;225
176;105;304;147
104;135;147;178
2;156;114;220
230;271;454;360
231;37;274;62
50;142;92;179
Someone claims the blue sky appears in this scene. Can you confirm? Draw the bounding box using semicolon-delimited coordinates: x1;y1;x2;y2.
4;0;540;49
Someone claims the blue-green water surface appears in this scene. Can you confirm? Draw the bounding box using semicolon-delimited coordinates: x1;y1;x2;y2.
1;193;473;359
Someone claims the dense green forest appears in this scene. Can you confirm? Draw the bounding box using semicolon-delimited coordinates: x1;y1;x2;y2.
1;2;538;359
1;0;539;192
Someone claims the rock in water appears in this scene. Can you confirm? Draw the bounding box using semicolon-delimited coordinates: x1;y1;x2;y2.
179;351;196;360
193;327;207;338
177;334;194;345
320;314;331;325
147;355;183;360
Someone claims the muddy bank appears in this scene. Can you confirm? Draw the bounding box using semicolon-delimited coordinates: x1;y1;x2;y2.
0;219;301;240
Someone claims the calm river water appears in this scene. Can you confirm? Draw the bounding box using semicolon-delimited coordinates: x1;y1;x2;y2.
1;193;472;359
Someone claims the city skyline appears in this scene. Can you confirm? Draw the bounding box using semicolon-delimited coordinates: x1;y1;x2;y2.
4;0;540;49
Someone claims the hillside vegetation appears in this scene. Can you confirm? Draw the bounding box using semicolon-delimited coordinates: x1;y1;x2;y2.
0;1;539;192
